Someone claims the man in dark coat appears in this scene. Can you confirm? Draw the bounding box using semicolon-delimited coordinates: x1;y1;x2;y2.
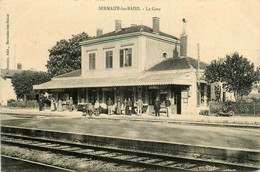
39;94;43;111
154;97;161;116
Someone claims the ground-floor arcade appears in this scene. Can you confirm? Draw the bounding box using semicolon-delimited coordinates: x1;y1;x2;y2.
46;83;211;115
34;70;213;115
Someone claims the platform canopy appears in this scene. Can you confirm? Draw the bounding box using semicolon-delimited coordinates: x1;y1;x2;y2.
33;71;192;90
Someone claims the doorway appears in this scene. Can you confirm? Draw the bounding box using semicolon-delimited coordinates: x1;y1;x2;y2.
103;88;115;104
171;86;182;115
149;89;158;105
176;90;181;114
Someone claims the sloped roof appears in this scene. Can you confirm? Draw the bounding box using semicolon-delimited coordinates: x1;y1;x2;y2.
148;57;208;71
34;71;191;90
1;69;23;79
53;57;208;79
54;69;81;78
187;57;208;69
92;25;179;41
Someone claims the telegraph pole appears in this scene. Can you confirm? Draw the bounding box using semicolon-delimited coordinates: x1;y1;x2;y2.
14;45;16;69
197;43;200;106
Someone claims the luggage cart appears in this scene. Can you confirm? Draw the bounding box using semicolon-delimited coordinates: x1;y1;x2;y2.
82;103;93;116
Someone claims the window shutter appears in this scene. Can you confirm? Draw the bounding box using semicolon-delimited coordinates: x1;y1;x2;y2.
120;50;124;67
128;48;132;66
110;51;113;68
93;55;95;69
106;51;109;68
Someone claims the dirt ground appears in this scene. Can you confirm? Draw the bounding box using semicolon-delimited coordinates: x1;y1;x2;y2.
1;115;259;150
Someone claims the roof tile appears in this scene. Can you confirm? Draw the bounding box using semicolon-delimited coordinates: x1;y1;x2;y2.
148;57;208;71
91;25;179;40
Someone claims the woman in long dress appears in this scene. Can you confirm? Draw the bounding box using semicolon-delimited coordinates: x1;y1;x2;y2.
57;99;63;112
50;98;55;111
116;99;121;115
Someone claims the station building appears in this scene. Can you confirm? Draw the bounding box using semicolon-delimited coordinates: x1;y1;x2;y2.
33;17;212;115
0;68;23;106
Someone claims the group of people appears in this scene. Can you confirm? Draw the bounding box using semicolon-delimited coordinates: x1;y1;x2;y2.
39;94;74;112
92;97;144;116
38;93;49;111
41;94;172;117
154;97;171;117
91;96;172;117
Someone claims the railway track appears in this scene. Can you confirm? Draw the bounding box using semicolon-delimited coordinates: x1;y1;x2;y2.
1;155;74;172
1;132;259;171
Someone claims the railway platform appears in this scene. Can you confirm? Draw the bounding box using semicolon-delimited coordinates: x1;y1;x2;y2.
1;107;259;128
1;107;259;155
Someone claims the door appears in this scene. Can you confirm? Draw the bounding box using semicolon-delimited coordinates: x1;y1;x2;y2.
149;89;158;105
176;90;181;114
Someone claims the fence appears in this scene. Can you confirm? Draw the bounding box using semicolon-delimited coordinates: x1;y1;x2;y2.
7;100;39;108
209;101;260;116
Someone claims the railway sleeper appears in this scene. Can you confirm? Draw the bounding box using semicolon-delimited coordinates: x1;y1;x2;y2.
1;134;259;171
1;140;190;171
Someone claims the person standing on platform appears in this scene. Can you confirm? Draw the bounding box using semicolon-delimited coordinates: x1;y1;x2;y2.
165;97;171;117
154;97;161;116
57;99;63;112
127;98;132;116
124;98;128;115
116;99;121;115
94;100;100;116
54;99;57;111
50;97;56;111
39;94;43;111
136;97;143;116
107;97;113;115
69;97;73;111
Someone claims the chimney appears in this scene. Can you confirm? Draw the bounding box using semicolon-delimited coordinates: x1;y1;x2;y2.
180;18;187;57
152;17;160;34
96;28;103;37
115;20;122;32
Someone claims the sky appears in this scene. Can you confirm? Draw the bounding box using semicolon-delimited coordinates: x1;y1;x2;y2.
1;0;260;72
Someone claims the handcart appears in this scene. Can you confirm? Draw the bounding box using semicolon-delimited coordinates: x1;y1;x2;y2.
82;103;93;116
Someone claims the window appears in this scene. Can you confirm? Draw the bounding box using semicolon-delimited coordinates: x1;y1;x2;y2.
89;53;95;70
106;51;113;68
120;48;132;67
200;84;205;104
162;52;168;58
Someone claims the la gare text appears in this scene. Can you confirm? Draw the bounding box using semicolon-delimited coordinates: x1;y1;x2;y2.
99;6;161;11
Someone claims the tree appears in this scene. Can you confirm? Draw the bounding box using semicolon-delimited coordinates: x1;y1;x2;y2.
205;52;259;102
46;32;91;77
11;71;51;99
256;65;260;81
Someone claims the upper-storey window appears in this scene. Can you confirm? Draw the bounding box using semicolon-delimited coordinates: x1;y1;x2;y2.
89;53;95;70
120;48;132;67
106;51;113;68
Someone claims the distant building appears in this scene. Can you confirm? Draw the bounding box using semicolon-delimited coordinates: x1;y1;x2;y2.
0;69;23;106
34;17;212;115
